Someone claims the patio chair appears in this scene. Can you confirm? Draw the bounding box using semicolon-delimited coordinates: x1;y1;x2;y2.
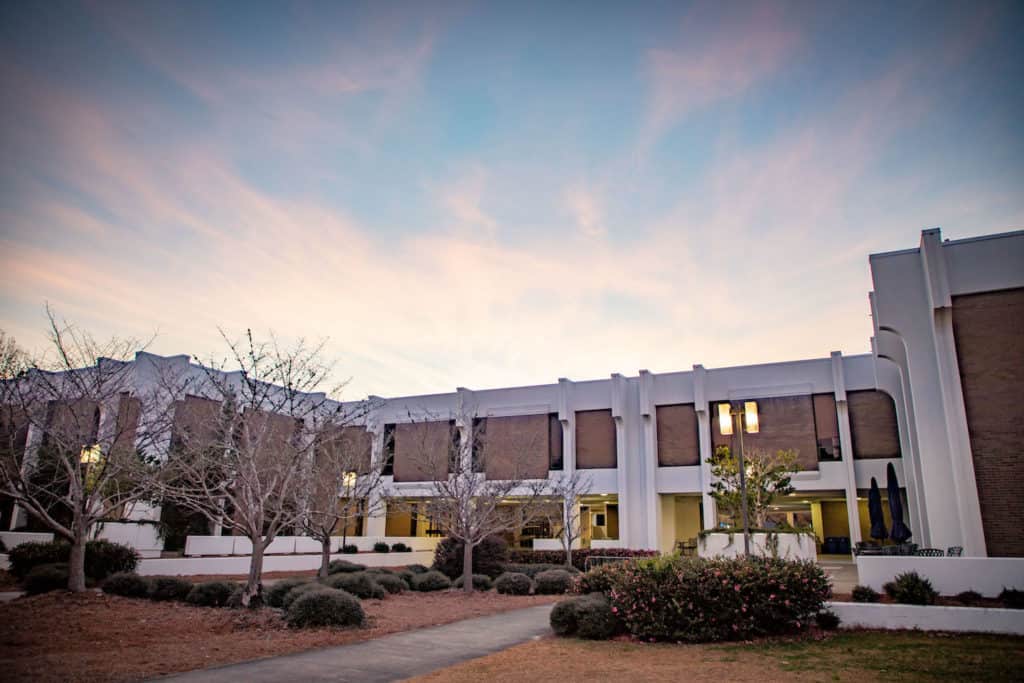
946;546;963;557
915;548;944;557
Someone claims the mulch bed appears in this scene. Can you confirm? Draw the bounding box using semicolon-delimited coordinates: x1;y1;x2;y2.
0;590;561;682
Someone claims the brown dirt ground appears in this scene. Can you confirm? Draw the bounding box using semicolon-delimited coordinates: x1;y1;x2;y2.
0;590;561;683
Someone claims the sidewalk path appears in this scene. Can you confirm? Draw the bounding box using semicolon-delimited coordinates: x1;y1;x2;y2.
155;603;555;683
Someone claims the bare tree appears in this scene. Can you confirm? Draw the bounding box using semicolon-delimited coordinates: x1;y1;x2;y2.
300;419;383;578
155;330;350;607
0;314;167;592
391;408;549;593
541;469;592;568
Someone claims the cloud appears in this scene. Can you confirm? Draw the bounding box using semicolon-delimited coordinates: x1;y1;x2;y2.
437;167;499;235
564;185;605;237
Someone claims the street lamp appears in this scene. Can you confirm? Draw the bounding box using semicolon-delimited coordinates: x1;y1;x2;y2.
717;401;759;557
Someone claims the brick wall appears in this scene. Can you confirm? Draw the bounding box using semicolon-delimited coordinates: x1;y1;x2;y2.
656;403;699;466
481;413;549;480
711;396;819;471
393;420;451;482
952;287;1024;557
848;390;901;459
575;409;617;468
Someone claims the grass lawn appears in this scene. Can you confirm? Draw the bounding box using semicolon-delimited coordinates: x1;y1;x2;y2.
409;631;1024;682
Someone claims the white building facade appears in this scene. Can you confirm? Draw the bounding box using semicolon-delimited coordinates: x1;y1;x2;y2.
5;228;1022;558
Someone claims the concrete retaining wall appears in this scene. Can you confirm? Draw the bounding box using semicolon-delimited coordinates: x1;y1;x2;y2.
699;532;817;561
829;601;1024;635
0;531;55;549
182;535;439;557
856;556;1024;597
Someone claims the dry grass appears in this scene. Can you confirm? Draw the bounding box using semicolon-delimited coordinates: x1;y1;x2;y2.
0;590;561;682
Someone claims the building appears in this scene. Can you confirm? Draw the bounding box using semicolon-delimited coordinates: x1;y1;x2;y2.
5;228;1022;557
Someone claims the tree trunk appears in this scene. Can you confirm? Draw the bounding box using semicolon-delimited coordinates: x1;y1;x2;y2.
318;536;331;579
462;540;474;594
242;539;265;608
563;502;573;568
67;527;88;593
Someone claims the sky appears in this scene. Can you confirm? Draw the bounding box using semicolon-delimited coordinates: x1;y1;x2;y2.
1;1;1022;399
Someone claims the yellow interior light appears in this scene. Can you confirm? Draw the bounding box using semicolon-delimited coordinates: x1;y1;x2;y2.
80;444;102;464
718;403;733;436
744;401;759;434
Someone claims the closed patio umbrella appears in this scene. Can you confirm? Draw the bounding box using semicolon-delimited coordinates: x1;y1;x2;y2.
887;462;912;543
868;477;888;542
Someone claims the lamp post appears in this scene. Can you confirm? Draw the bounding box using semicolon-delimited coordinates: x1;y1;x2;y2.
717;401;759;557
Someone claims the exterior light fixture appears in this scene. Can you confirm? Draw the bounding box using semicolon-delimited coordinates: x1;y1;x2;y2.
342;471;357;488
744;402;759;433
718;403;733;435
80;444;102;464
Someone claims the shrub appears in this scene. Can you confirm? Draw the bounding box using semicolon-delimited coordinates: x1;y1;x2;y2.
494;572;533;595
83;539;139;580
576;563;621;595
266;578;311;608
502;562;580;579
955;590;983;606
187;581;237;607
410;570;452;592
550;597;581;636
551;593;620;639
8;542;67;579
322;572;386;599
535;569;574;595
374;573;408;594
391;542;412;552
148;576;194;602
608;555;831;642
999;588;1024;609
341;544;359;554
8;540;138;580
328;559;366;574
282;582;333;610
883;572;937;606
453;574;493;591
226;586;244;608
0;538;6;552
815;610;841;630
24;563;69;595
102;572;152;598
507;548;657;572
433;535;509;579
851;585;881;603
406;564;429;574
397;569;415;585
286;589;365;628
373;542;391;553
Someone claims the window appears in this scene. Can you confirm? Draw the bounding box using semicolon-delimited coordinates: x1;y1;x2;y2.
548;413;563;470
381;423;395;476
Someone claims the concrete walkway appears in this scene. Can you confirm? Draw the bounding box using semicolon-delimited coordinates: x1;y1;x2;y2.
155;603;555;683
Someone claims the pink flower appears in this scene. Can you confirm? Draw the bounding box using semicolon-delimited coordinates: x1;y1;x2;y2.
734;584;741;592
611;607;618;614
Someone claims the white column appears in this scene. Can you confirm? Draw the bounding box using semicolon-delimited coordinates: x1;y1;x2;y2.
693;365;717;529
638;370;659;550
363;418;388;538
832;352;862;547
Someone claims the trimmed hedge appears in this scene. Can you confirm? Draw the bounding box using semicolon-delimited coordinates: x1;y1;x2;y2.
406;564;429;574
433;536;509;579
24;563;69;595
551;593;619;639
282;582;333;610
607;555;831;642
322;572;386;600
816;610;841;630
410;570;452;592
103;572;153;598
391;542;412;552
507;548;657;571
266;578;311;608
374;573;408;594
535;569;574;595
453;574;493;591
1000;588;1024;610
341;544;359;554
373;542;391;553
8;540;138;580
187;581;237;607
286;589;365;628
884;572;937;606
494;572;533;595
501;562;580;579
328;559;366;574
148;576;194;602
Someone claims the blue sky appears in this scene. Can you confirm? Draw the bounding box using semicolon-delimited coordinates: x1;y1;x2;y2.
1;1;1022;397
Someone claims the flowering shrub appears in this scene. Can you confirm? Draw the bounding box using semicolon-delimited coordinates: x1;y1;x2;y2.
507;548;657;571
575;563;622;595
607;555;831;642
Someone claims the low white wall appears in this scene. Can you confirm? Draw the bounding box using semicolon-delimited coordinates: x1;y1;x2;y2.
532;538;583;551
183;535;439;557
96;523;163;559
857;556;1024;598
0;531;54;549
137;549;434;576
591;539;626;550
829;601;1024;635
699;532;817;561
